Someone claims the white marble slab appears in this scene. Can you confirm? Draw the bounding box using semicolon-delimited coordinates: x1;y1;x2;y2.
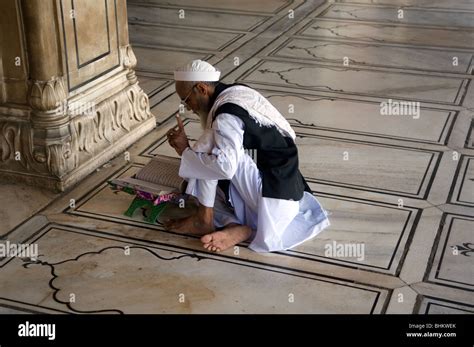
385;286;418;313
128;0;292;13
287;194;418;273
418;297;474;314
262;92;455;144
398;207;444;285
271;38;472;73
240;60;466;104
413;280;474;307
0;183;58;237
0;225;385;313
0;298;68;314
136;75;169;96
149;92;183;124
129;22;241;51
427;214;474;291
133;46;210;74
296;134;439;198
0;306;31;314
321;4;474;28
299;19;474;49
339;0;474;11
449;156;474;207
128;3;267;31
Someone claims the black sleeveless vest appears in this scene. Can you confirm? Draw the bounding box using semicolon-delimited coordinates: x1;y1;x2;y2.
210;83;311;201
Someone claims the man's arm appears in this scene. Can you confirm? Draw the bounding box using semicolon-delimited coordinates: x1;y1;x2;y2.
179;114;245;180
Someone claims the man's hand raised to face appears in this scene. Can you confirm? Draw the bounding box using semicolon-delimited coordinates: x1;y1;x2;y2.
167;114;190;156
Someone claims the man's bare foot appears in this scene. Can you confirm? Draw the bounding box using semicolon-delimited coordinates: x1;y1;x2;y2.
163;204;214;235
200;224;252;252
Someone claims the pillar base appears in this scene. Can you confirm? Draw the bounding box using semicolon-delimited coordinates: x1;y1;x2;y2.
0;77;156;192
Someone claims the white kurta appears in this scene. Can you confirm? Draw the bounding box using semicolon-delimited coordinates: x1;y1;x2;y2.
179;113;330;252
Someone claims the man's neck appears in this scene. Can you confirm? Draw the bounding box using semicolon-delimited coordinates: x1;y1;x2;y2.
209;82;228;108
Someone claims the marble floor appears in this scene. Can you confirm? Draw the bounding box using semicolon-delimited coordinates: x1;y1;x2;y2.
1;0;473;314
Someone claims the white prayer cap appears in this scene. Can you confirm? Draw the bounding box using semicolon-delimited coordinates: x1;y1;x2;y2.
174;60;221;82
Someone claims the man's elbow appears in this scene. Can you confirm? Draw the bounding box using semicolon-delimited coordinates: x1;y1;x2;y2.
220;162;237;180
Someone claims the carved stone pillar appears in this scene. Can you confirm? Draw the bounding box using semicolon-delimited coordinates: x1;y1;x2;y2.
0;0;155;191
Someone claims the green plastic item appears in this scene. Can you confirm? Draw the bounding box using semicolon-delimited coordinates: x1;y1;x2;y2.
124;197;168;223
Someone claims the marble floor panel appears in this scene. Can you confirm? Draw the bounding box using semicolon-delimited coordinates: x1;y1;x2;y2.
296;134;440;199
297;19;474;49
238;60;468;105
129;23;243;52
0;299;68;314
417;297;474;314
148;91;186;124
426;213;474;291
133;45;211;76
0;184;59;238
338;0;474;11
448;155;474;207
1;0;473;314
319;3;474;28
270;38;473;74
259;91;457;145
129;0;293;14
40;212;403;289
128;3;269;31
0;224;387;313
135;74;170;97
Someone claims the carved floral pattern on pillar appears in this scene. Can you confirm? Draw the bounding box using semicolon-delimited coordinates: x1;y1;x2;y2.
29;78;67;112
26;76;73;177
122;44;138;84
70;83;153;159
2;66;153;182
0;120;54;174
46;142;73;178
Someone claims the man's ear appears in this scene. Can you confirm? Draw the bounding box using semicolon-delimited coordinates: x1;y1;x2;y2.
195;82;208;95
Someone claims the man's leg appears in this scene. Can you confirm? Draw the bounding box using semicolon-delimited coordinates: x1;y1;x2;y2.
163;178;216;235
199;154;259;252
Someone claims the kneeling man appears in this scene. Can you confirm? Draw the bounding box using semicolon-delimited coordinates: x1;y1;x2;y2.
165;60;330;253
